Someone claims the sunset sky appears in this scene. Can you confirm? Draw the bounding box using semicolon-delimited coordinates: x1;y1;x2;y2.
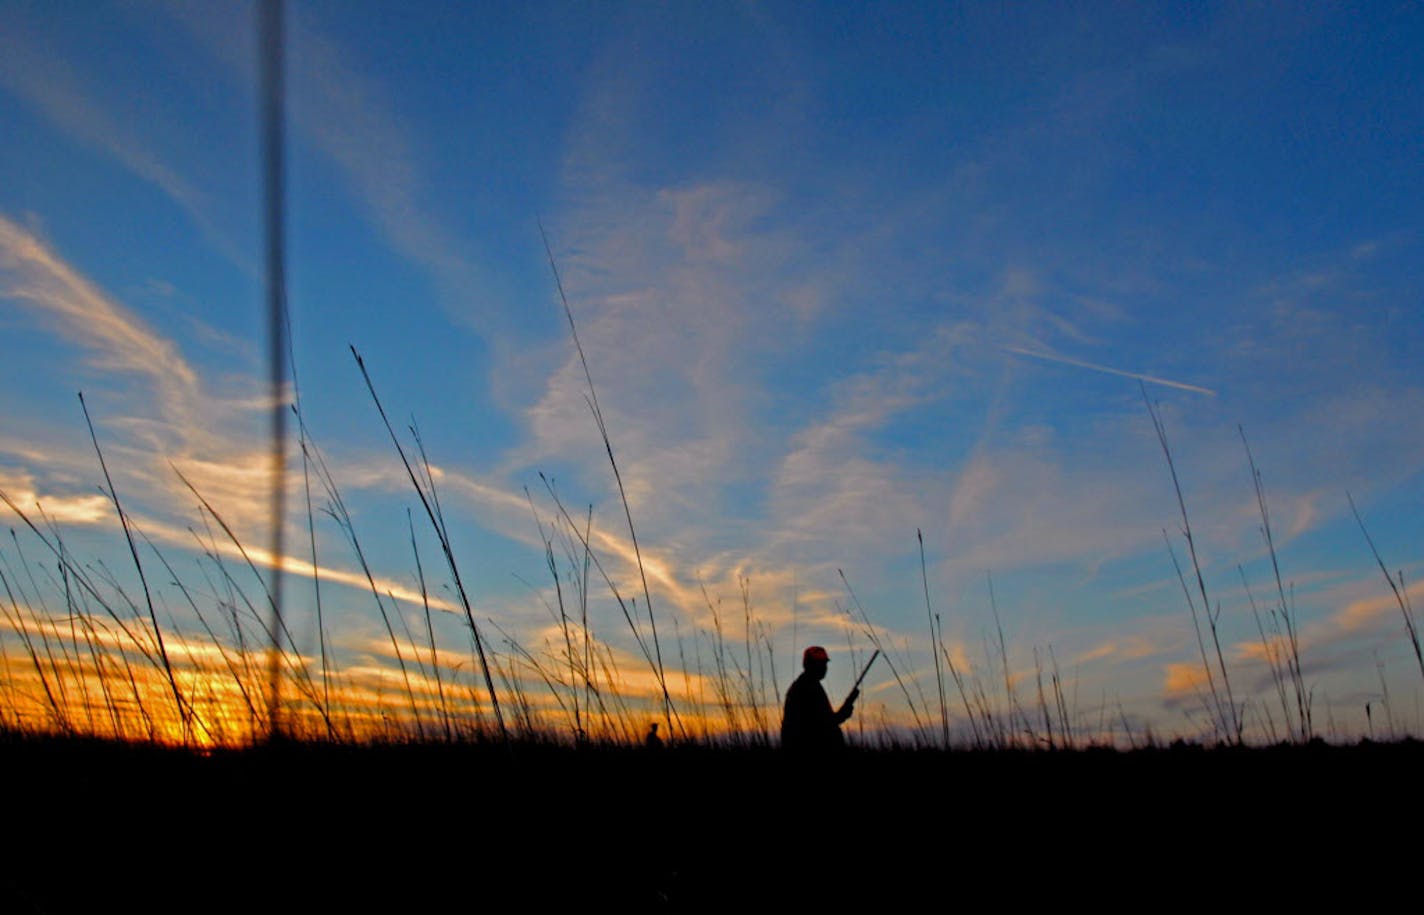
2;1;1422;744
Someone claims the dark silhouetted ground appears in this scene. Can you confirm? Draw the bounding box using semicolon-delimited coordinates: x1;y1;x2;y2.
2;734;1417;910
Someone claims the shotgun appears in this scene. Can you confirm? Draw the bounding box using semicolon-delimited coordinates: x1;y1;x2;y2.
849;649;880;696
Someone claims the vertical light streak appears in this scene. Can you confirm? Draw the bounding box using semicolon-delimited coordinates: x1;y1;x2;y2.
258;0;288;740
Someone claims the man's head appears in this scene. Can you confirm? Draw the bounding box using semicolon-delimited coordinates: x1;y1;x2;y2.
802;645;829;680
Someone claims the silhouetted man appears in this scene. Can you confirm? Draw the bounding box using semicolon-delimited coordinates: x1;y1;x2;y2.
781;646;859;752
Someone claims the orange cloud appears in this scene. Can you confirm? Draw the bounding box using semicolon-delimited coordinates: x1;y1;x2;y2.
1076;636;1159;665
0;470;110;524
1163;662;1209;699
1329;581;1424;634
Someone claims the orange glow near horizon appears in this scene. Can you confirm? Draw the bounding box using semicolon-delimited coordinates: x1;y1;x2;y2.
0;605;807;747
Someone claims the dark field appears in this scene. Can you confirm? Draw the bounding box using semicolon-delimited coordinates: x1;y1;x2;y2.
3;735;1418;910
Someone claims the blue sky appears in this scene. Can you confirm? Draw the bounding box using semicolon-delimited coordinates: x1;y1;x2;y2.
2;1;1422;743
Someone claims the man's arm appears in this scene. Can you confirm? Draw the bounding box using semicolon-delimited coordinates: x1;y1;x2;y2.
833;687;860;724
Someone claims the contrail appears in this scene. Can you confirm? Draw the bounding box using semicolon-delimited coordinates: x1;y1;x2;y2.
1004;345;1216;396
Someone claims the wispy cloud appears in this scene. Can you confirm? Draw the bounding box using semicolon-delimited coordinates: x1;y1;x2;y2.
159;1;498;333
0;212;276;533
0;217;480;619
0;19;250;270
0;473;464;618
0;214;203;424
